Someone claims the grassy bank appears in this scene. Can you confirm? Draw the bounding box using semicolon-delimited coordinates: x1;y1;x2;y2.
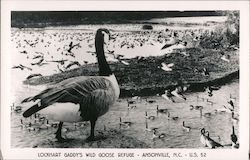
23;47;239;97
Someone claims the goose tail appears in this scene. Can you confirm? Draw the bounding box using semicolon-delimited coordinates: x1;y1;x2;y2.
22;103;45;117
21;88;52;103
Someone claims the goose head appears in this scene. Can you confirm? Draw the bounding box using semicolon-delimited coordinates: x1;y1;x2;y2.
200;128;206;135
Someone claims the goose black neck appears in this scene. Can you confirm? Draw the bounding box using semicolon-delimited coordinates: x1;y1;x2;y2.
95;30;112;76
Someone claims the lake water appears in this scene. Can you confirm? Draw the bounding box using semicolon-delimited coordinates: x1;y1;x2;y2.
9;16;239;148
11;79;239;148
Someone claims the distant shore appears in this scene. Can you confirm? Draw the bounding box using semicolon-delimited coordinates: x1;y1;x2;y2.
11;11;223;28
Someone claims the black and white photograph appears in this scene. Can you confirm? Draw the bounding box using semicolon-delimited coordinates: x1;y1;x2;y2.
1;1;249;160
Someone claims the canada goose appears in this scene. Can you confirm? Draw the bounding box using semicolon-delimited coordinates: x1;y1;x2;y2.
231;126;238;145
12;64;32;71
22;29;120;142
202;68;209;76
26;74;43;80
204;112;212;118
145;111;155;120
127;99;136;106
205;131;223;149
221;55;230;62
161;43;175;50
14;105;22;113
65;61;81;69
229;94;236;102
131;96;141;101
146;98;156;104
20;119;30;128
67;42;80;53
200;128;207;147
161;90;175;103
156;105;168;114
31;58;44;66
152;129;166;139
47;59;68;65
182;121;191;132
167;111;179;120
231;112;239;123
36;119;50;130
120;60;130;65
228;99;235;108
171;87;186;101
119;117;132;128
214;108;227;113
20;50;28;54
223;105;234;113
32;55;43;59
159;62;174;72
189;105;203;110
26;122;36;132
145;120;158;132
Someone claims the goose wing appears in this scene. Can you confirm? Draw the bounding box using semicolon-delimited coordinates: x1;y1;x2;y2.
79;87;116;120
22;76;115;117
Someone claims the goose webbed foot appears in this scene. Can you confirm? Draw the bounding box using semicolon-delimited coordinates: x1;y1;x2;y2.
86;135;95;142
56;135;67;142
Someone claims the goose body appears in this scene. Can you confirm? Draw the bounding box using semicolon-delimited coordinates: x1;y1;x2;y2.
221;55;230;62
160;62;174;72
204;112;212;118
231;112;239;123
167;111;179;120
182;121;191;132
145;111;155;120
223;105;234;113
146;98;156;104
231;126;238;145
22;29;120;141
171;87;186;100
152;130;166;139
161;90;175;103
119;117;132;128
189;105;203;110
145;120;158;132
156;105;168;114
214;108;227;113
200;128;207;147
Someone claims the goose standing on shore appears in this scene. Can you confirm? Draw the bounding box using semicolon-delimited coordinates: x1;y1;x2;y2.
21;28;120;142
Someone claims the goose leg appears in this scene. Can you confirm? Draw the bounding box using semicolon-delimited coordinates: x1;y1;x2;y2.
55;121;66;142
86;118;97;141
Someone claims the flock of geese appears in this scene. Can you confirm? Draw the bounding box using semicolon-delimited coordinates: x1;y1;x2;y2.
121;91;239;149
11;26;234;78
10;27;239;148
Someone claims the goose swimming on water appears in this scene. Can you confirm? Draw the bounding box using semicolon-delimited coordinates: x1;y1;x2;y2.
200;128;207;147
205;131;223;149
21;29;120;142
